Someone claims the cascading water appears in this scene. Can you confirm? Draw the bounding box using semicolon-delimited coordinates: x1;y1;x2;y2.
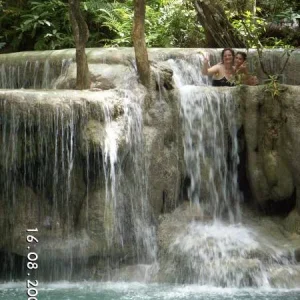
0;49;300;299
101;86;157;264
179;87;241;222
0;55;157;281
164;56;298;287
0;54;157;271
0;99;81;280
169;56;242;221
0;58;72;89
122;91;157;263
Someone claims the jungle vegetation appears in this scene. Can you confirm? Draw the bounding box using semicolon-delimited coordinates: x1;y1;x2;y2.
0;0;299;53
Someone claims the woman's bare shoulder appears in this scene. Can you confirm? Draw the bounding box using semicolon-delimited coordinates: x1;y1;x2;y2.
208;63;222;73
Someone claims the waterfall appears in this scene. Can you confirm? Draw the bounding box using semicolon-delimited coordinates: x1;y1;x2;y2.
0;58;72;89
101;87;157;264
169;57;242;222
122;91;157;263
0;87;157;280
179;87;241;222
0;49;299;289
162;56;297;287
0;99;81;280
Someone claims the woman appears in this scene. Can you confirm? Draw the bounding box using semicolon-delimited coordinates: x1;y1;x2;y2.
202;48;235;87
234;51;258;85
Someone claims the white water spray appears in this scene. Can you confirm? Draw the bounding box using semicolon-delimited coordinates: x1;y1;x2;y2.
164;56;298;287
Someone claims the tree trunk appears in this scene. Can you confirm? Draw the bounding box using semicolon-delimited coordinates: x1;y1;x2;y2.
68;0;90;89
132;0;150;89
194;0;246;48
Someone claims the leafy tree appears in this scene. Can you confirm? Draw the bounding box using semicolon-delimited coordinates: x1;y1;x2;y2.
0;0;299;52
17;0;73;50
98;0;205;47
193;0;246;47
0;0;29;51
0;0;206;51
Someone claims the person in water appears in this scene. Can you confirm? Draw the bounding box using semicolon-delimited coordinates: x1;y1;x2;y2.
202;48;235;87
234;51;258;85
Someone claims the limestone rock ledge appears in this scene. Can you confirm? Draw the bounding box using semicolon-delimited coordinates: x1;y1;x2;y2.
240;85;300;215
0;71;183;278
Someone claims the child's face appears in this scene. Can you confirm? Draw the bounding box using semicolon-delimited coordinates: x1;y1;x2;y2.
234;54;245;67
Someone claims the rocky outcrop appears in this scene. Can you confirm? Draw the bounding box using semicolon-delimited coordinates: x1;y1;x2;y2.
144;64;183;214
0;59;183;279
241;85;300;214
156;202;300;287
1;48;300;89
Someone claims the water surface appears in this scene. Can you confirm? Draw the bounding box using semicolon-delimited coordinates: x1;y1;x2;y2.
1;282;299;300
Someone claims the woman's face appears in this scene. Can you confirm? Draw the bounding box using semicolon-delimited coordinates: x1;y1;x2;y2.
234;54;245;67
222;50;234;64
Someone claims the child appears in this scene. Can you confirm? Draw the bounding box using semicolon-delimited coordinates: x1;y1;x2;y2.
234;51;258;85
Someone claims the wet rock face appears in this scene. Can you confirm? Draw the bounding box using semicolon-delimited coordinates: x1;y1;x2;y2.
0;59;183;279
295;248;300;262
156;203;300;287
55;63;130;90
268;266;300;288
284;209;300;234
241;85;300;214
144;66;183;214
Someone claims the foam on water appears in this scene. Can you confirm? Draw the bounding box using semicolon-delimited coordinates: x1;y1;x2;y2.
1;281;300;300
165;56;298;287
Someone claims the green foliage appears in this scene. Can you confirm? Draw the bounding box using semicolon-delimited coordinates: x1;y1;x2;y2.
228;9;267;48
96;0;205;47
0;2;27;51
272;7;300;25
81;0;120;47
229;9;296;49
0;1;6;48
153;0;204;47
0;0;299;52
227;4;296;79
257;0;300;22
264;75;282;97
14;0;73;50
227;0;300;49
98;4;133;46
1;0;204;51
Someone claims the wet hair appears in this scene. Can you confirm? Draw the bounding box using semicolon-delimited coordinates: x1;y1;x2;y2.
221;48;235;63
235;51;247;61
